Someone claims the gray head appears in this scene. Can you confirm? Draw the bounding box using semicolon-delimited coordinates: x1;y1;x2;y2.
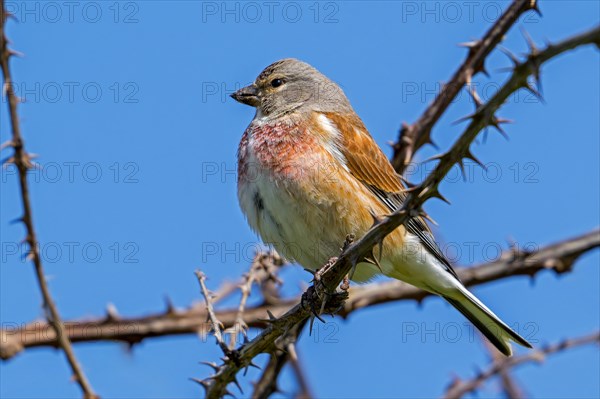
231;58;353;117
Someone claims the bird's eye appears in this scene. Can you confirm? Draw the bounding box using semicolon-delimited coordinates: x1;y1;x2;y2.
270;78;284;88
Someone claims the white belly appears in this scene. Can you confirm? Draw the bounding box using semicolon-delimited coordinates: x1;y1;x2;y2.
238;165;333;270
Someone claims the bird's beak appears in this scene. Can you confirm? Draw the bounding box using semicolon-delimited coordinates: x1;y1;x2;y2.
231;84;260;107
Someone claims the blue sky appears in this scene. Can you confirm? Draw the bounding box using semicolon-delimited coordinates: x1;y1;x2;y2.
1;1;598;398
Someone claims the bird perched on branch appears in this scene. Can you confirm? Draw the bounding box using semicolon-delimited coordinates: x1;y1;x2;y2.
232;58;532;356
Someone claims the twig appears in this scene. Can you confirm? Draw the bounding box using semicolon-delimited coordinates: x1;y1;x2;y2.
3;229;598;360
392;0;540;174
195;270;232;358
228;269;256;350
482;337;525;398
0;2;97;397
287;343;313;399
443;331;600;399
227;251;284;349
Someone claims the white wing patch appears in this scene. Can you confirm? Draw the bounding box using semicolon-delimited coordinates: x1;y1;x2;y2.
316;114;350;173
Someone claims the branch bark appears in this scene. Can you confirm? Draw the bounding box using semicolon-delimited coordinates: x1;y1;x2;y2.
0;2;97;397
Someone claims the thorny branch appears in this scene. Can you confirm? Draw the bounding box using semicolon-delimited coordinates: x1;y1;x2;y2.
2;229;598;355
444;331;600;399
251;351;288;399
251;321;311;399
0;2;97;397
391;0;541;174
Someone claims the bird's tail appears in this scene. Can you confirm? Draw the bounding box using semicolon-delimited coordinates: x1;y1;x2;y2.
443;287;532;356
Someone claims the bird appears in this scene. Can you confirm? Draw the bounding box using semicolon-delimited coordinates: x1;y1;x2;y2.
231;58;532;356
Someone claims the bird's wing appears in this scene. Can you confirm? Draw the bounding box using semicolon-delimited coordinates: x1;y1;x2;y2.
322;112;459;280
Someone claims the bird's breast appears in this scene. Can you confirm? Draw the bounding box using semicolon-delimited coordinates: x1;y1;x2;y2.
237;117;353;267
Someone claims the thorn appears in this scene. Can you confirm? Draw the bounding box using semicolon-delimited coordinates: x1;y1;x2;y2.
464;70;473;86
459;40;483;64
529;274;536;286
427;135;439;150
190;377;210;390
499;46;521;65
496;65;516;74
199;361;220;372
266;309;277;320
489;116;511;140
10;216;24;225
8;49;25;58
457;40;480;49
105;303;120;321
247;361;261;370
414;296;425;309
524;81;545;103
309;316;316;336
368;208;384;227
430;189;451;205
531;67;543;96
232;377;244;394
164;295;176;314
520;27;539;54
464;149;486;170
475;61;490;78
421;153;444;165
418;210;438;226
452;112;477;125
529;0;542;16
457;159;467;182
0;140;14;151
302;267;316;276
362;250;383;273
400;176;417;189
466;86;483;108
313;312;326;324
1;156;15;166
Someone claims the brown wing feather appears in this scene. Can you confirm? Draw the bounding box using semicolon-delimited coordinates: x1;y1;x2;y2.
322;112;459;279
323;112;403;193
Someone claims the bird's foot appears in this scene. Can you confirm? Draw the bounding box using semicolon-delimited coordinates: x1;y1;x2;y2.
301;257;349;333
